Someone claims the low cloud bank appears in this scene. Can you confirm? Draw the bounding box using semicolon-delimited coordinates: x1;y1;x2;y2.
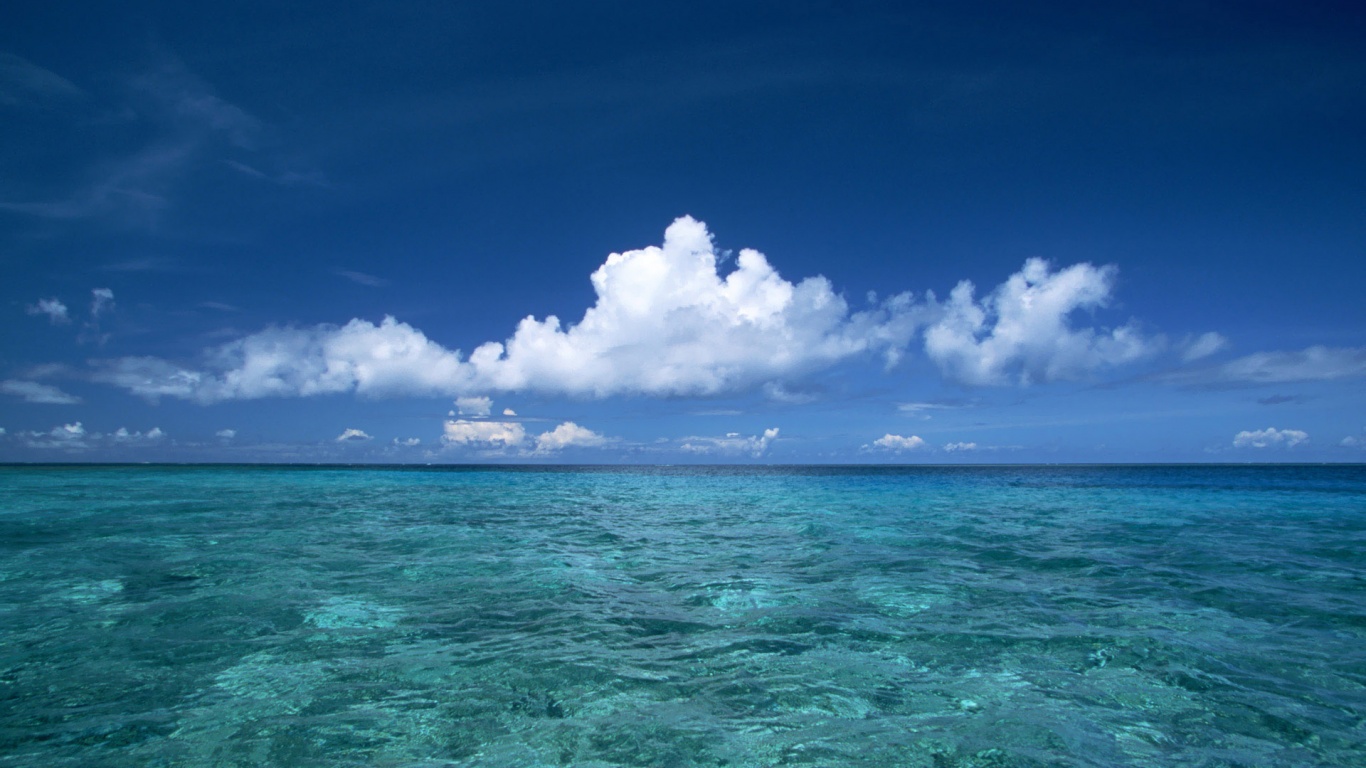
95;216;1167;403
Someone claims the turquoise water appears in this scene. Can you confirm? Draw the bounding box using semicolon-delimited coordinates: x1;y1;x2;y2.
1;465;1363;767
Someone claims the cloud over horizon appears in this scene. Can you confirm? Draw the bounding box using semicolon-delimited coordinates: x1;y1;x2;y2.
91;217;1185;404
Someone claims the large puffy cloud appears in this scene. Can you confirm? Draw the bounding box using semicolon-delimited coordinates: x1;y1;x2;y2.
96;316;469;403
924;258;1153;385
465;216;919;396
1233;427;1308;449
95;217;1166;402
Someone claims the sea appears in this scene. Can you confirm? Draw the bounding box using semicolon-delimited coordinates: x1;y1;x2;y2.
0;464;1362;767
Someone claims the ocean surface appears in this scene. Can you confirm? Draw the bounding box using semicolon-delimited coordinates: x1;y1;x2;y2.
0;465;1363;767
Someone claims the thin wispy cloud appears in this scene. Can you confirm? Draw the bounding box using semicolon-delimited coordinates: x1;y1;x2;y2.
1163;346;1366;387
0;52;82;105
334;269;390;287
0;380;81;404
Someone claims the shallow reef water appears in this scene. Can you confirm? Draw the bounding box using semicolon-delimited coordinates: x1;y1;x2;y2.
0;464;1363;766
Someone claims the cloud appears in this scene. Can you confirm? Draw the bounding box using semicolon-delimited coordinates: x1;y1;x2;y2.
502;408;517;416
869;433;926;451
90;288;115;317
456;396;492;417
25;422;88;449
1181;332;1228;362
0;380;81;404
393;437;421;447
20;422;164;450
336;428;372;442
216;429;236;439
464;216;923;396
1;55;262;223
111;427;164;443
1257;394;1304;406
1166;346;1366;387
93;218;1173;403
924;258;1154;385
335;269;389;287
681;427;779;457
944;441;978;452
0;53;82;106
1232;427;1308;449
442;419;526;448
533;422;607;453
27;298;70;324
95;316;468;403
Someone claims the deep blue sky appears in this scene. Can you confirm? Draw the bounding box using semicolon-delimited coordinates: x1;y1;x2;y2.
3;1;1364;462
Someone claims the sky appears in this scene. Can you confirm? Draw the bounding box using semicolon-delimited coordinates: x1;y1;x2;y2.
2;1;1364;464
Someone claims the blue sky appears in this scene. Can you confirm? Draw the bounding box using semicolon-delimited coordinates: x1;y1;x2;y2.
3;1;1364;463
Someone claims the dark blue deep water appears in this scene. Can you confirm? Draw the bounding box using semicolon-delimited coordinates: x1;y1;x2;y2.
1;465;1363;766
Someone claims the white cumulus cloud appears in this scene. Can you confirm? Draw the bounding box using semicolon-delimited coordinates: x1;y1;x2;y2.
924;258;1153;385
0;379;81;404
1233;427;1308;449
216;429;236;439
92;218;1181;403
944;441;978;452
336;428;372;442
456;396;492;417
869;433;926;451
27;298;70;324
533;422;607;453
503;408;517;416
111;426;164;443
442;419;526;448
393;437;421;447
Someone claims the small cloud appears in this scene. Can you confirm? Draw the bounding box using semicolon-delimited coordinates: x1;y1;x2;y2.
869;433;926;451
1233;427;1308;449
25;421;88;449
393;437;420;447
681;427;780;458
90;288;115;317
534;422;607;453
944;441;978;452
1181;332;1228;362
216;429;236;439
199;301;239;312
336;428;372;442
456;396;492;418
0;380;81;404
1257;394;1304;406
111;426;164;443
335;269;390;288
762;382;816;404
502;408;517;416
1341;430;1365;449
27;298;70;324
442;419;525;448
